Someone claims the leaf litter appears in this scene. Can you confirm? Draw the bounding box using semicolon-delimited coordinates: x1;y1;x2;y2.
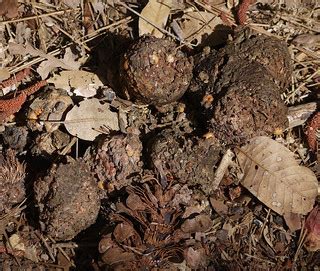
0;0;319;270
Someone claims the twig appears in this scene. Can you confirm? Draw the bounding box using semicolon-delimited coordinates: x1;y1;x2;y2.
52;24;90;52
8;17;132;74
59;137;78;155
117;2;191;46
244;253;276;266
293;220;307;263
0;8;80;25
212;149;235;191
35;232;56;262
276;14;318;33
195;0;237;26
258;209;271;239
48;236;75;268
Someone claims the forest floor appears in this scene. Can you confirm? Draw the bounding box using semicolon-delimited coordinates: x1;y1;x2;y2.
0;0;319;270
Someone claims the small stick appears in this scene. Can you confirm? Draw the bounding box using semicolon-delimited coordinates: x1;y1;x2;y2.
35;232;55;262
8;17;132;74
118;2;191;46
211;149;235;192
0;8;80;25
48;236;75;267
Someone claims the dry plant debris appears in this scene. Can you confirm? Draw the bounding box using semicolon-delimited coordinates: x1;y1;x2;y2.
99;177;213;270
64;99;119;141
27;88;73;133
47;70;104;98
0;149;25;214
139;0;172;38
0;0;319;269
237;136;318;216
305;205;320;251
148;129;222;194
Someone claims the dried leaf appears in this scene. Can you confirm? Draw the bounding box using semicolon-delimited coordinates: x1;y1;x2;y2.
0;0;18;18
182;205;206;219
113;222;140;243
305;206;320;251
283;212;302;232
8;234;25;251
126;193;147;211
47;70;103;97
184;247;208;269
181;214;213;233
100;234;136;265
64;99;119;141
37;48;81;79
237;136;318;216
179;12;225;45
292;34;320;48
8;43;81;79
0;68;10;82
210;197;228;215
139;0;172;38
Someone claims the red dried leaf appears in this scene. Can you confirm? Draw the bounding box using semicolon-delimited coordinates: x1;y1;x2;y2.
0;68;30;88
305;112;320;152
0;0;18;19
305;206;320;251
236;0;253;25
0;80;47;123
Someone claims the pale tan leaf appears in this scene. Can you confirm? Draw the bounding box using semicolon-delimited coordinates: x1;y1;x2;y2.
237;136;318;216
179;12;225;45
0;68;10;82
47;70;103;97
139;0;172;38
8;43;81;79
64;99;119;141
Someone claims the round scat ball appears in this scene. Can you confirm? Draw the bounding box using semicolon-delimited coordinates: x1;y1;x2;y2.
120;35;193;105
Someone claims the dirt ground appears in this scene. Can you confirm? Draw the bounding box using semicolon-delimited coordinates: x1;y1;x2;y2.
0;0;319;270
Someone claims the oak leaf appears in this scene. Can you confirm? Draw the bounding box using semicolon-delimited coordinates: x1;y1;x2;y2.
139;0;172;38
178;12;225;45
236;136;318;216
64;99;119;141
